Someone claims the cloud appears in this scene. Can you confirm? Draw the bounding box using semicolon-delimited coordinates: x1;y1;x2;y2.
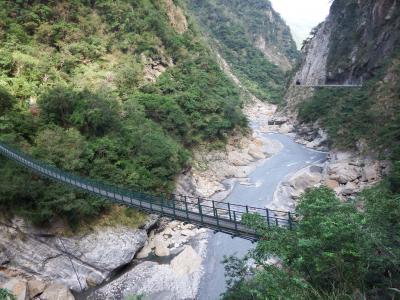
270;0;332;48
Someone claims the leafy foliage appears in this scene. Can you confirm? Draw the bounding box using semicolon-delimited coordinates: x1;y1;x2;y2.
223;186;400;299
0;0;245;227
0;289;16;300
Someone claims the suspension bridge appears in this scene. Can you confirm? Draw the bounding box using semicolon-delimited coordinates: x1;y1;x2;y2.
0;142;295;241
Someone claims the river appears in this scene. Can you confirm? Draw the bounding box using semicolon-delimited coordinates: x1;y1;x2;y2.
198;124;327;299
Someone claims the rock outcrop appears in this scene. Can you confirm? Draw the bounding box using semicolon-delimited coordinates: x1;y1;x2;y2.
0;218;149;292
2;278;29;300
272;149;389;209
164;0;188;34
41;284;75;300
293;20;332;86
89;227;208;300
136;221;206;259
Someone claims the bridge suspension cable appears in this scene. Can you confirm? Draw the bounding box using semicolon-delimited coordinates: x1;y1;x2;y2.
0;142;295;241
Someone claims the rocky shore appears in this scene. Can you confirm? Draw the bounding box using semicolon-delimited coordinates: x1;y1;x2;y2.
266;112;389;210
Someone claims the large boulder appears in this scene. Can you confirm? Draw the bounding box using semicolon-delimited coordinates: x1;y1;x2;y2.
56;227;147;273
92;224;208;300
0;220;147;291
362;164;380;182
41;283;74;300
248;146;266;160
27;279;46;298
341;181;359;196
272;165;323;210
170;246;201;277
325;179;340;189
1;278;28;300
328;163;361;184
89;260;202;300
287;167;323;198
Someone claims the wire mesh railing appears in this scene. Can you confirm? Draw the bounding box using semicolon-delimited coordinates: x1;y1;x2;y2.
0;141;295;240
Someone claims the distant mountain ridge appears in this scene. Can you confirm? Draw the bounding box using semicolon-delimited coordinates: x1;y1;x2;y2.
184;0;299;103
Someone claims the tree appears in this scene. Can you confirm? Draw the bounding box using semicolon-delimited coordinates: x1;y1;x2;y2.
38;86;77;128
0;87;15;116
32;126;89;171
224;186;400;299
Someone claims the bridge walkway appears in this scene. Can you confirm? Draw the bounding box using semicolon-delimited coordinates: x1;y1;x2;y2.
0;142;294;241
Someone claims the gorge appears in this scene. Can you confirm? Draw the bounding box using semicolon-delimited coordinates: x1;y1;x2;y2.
0;0;399;299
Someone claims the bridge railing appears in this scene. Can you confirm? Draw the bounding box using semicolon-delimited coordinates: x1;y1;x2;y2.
0;141;296;238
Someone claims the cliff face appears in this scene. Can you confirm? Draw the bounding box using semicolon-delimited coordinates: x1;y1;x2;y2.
294;21;332;86
294;0;400;86
184;0;298;103
286;0;400;154
326;0;399;84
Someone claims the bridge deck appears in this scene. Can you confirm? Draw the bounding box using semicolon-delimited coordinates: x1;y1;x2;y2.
296;85;363;88
0;142;294;241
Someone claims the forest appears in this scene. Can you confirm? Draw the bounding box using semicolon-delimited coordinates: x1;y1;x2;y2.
0;0;247;226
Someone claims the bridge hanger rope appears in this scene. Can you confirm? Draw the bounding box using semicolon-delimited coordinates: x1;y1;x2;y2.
0;141;295;241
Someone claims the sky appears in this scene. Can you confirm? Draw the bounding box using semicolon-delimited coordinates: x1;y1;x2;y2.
270;0;332;48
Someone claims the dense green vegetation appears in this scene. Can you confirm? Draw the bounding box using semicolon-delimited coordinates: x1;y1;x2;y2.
0;0;246;227
0;288;15;300
223;183;400;299
184;0;298;103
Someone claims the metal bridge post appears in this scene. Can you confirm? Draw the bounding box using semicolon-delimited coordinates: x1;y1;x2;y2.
246;205;249;214
173;195;176;218
161;195;164;216
228;203;232;221
266;208;270;228
198;198;203;225
212;200;216;217
233;211;238;231
184;196;189;221
288;212;293;230
215;207;220;231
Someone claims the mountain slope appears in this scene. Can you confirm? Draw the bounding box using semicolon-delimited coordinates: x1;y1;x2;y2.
0;0;247;225
184;0;299;103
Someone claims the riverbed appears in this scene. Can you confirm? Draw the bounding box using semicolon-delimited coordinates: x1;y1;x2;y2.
198;125;327;299
76;110;327;300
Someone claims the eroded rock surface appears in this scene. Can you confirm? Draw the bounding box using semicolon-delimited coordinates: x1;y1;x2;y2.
272;150;388;208
90;228;208;300
0;218;148;292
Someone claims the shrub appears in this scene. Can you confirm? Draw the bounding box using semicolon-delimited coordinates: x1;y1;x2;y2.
0;87;16;116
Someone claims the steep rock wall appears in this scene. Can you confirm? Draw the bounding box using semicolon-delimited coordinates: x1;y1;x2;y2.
291;0;399;87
